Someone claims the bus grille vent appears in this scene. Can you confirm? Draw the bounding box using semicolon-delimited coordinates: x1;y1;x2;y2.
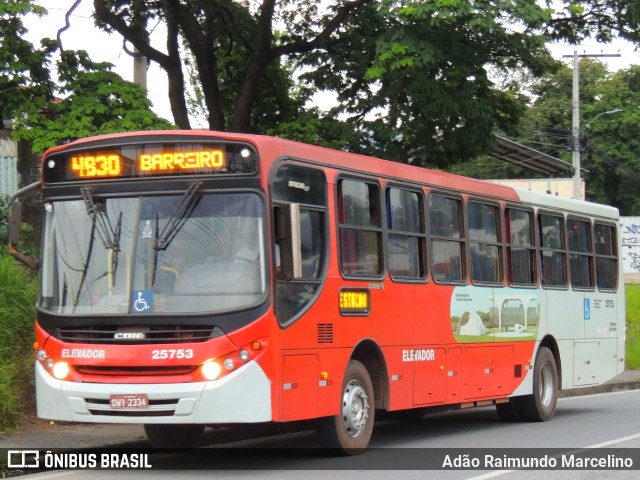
76;365;196;376
56;325;223;344
317;323;334;344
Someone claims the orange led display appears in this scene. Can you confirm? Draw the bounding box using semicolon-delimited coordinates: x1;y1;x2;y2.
139;150;225;172
52;143;248;183
339;289;370;315
71;154;122;178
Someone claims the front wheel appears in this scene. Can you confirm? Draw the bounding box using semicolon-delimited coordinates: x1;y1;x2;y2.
316;360;375;455
144;424;205;448
518;346;558;422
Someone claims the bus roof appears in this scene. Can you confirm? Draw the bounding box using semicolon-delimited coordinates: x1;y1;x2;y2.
47;130;619;220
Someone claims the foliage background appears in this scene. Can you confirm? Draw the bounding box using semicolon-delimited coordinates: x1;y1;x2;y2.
625;285;640;370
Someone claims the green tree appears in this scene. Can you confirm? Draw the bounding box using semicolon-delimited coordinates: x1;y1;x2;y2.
307;0;556;165
87;1;640;165
323;0;640;166
517;59;640;215
96;1;640;163
92;0;374;132
581;67;640;214
0;0;173;154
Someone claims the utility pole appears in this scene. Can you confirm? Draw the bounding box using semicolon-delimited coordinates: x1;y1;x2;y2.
123;38;148;91
563;51;621;201
571;51;580;200
132;47;148;91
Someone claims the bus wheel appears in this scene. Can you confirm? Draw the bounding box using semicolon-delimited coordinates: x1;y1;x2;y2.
316;360;375;455
143;424;205;448
519;346;558;422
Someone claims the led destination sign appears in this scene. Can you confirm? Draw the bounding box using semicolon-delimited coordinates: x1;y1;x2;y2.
71;154;121;178
44;141;257;183
70;150;225;178
139;150;225;172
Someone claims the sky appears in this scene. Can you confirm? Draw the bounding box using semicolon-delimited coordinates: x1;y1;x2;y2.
22;1;640;128
24;0;174;123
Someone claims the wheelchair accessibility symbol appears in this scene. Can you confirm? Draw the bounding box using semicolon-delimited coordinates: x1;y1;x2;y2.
584;298;591;320
133;290;153;312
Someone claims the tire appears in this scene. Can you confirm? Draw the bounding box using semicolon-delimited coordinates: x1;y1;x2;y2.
144;424;206;448
316;360;375;455
518;346;558;422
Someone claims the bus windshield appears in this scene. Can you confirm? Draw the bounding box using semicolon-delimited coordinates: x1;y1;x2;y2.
39;191;267;315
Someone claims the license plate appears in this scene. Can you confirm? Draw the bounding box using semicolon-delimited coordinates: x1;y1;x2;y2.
109;394;149;409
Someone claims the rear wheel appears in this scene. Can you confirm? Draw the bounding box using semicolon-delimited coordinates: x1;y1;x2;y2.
144;424;205;448
316;360;375;455
518;346;558;422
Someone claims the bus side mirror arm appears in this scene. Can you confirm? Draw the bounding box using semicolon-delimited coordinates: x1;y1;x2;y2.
7;181;40;270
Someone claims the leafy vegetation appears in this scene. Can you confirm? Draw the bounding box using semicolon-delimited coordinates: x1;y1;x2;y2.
0;0;174;154
0;196;38;432
514;59;640;215
0;251;37;432
625;284;640;369
90;0;640;166
3;1;640;210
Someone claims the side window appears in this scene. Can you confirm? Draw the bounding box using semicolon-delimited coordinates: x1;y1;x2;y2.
595;223;618;290
467;200;501;284
386;187;427;280
429;193;465;283
506;208;536;286
538;213;566;287
338;179;383;277
271;164;327;325
568;218;594;289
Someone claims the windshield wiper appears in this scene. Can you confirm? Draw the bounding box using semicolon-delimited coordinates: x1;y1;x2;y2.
110;212;123;284
81;187;121;252
77;188;123;305
154;182;202;251
73;213;97;307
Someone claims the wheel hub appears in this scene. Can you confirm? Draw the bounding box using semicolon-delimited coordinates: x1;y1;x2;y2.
539;362;554;407
342;379;369;438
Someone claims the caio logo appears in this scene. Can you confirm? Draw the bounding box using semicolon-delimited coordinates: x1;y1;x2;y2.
7;450;40;468
114;331;146;340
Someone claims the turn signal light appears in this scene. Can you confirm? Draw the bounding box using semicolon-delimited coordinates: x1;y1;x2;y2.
199;338;267;381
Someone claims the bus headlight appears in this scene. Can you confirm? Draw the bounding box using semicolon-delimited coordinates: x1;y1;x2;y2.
52;362;70;380
201;360;222;381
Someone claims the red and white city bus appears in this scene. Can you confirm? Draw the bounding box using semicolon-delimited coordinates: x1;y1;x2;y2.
8;130;625;453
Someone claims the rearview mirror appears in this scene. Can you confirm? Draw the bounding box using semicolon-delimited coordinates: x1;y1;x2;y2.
7;181;39;270
8;198;22;248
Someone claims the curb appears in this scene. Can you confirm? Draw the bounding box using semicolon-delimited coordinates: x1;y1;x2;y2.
559;379;640;398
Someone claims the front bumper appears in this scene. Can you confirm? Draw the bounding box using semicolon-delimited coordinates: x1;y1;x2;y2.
35;360;272;424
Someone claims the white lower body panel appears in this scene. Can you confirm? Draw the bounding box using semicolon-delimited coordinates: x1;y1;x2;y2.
35;360;272;424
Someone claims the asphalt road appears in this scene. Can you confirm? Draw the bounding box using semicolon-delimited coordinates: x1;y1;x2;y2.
6;388;640;479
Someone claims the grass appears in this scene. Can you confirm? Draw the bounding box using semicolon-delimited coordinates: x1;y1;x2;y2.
625;284;640;369
0;250;37;433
